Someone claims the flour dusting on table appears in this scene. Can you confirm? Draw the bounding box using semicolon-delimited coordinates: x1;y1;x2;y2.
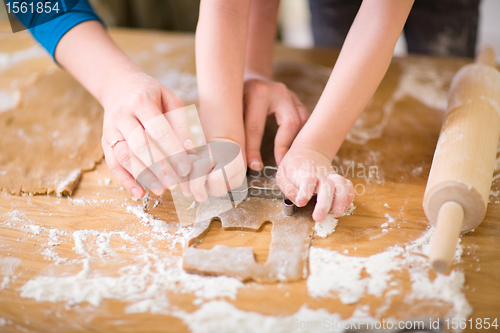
172;300;376;333
16;198;244;311
307;228;471;322
0;89;20;113
0;45;46;72
313;203;355;238
347;59;455;145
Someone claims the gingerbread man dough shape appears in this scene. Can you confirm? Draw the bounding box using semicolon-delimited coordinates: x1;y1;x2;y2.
183;196;315;283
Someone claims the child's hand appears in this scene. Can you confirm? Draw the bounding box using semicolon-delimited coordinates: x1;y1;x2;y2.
101;72;193;199
186;139;247;202
276;146;354;222
243;78;309;170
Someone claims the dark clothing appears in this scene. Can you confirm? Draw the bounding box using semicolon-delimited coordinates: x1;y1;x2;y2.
309;0;481;58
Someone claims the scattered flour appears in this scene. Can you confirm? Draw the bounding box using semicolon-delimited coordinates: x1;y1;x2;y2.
42;248;68;265
0;46;46;72
384;213;396;223
307;248;400;304
307;228;470;323
313;216;338;238
157;70;198;103
19;200;244;311
412;166;423;177
0;89;20;113
490;190;500;203
21;256;244;308
5;210;26;223
334;155;384;184
313;203;355;238
0;257;21;290
346;60;453;145
126;203;170;232
172;300;377;333
26;224;42;235
153;42;173;54
6;191;471;329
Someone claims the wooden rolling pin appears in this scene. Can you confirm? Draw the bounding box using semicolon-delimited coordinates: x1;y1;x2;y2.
424;46;500;273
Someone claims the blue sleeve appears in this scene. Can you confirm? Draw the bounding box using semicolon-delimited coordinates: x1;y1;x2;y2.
13;0;104;59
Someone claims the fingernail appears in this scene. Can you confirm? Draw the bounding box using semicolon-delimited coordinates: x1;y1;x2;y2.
196;194;207;202
152;189;164;196
335;203;344;214
184;139;195;150
150;182;165;195
314;214;325;223
178;161;190;177
165;175;177;188
131;187;143;199
250;159;263;170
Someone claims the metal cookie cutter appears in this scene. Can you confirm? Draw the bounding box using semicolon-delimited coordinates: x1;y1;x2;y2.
232;166;297;216
282;196;296;216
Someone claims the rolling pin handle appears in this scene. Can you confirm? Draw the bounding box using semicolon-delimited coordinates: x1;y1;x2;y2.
429;201;464;273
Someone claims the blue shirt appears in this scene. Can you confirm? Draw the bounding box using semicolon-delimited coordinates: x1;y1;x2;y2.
13;0;103;59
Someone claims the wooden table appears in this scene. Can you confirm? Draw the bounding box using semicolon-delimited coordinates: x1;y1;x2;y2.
0;25;499;332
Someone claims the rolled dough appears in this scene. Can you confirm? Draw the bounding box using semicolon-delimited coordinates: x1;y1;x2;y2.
183;196;315;283
0;70;103;195
0;30;198;196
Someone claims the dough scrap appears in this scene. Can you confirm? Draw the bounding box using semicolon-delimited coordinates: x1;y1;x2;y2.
183;197;315;283
0;31;197;196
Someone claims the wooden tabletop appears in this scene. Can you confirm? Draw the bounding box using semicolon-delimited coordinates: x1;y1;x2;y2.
0;25;499;332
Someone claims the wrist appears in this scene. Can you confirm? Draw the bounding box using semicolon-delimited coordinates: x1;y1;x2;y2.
292;124;341;162
208;133;245;151
100;66;147;110
289;140;333;162
199;104;245;149
243;71;271;83
209;136;247;164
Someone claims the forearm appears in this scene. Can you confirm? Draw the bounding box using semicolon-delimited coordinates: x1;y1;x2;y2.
295;0;414;160
55;21;143;110
196;0;251;144
244;0;280;80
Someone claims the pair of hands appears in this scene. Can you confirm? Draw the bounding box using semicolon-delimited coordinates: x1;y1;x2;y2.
245;78;354;221
101;72;245;203
101;73;353;222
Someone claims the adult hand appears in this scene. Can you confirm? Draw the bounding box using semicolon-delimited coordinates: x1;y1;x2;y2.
187;140;247;203
243;78;309;170
101;72;193;199
276;146;354;223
